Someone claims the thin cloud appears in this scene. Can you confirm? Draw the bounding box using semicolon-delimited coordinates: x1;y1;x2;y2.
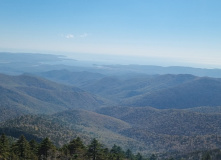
65;34;74;39
80;33;88;38
61;33;88;39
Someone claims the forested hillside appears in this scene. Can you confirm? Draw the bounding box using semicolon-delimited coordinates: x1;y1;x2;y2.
0;110;146;153
97;106;221;153
39;70;221;109
2;107;221;155
123;77;221;109
0;73;111;121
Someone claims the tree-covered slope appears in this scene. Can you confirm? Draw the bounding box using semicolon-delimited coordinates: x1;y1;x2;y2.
2;106;221;154
122;77;221;109
0;73;111;121
39;69;106;86
38;70;221;110
52;109;141;150
39;71;221;109
0;115;77;146
75;74;197;102
97;106;221;136
97;106;221;153
53;109;130;132
0;109;146;152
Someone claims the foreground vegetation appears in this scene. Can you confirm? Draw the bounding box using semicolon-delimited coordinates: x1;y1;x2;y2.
2;133;221;160
0;134;153;160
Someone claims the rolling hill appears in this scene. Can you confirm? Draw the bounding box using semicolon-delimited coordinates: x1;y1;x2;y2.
2;106;221;154
52;109;143;150
2;54;221;156
97;106;221;153
97;106;221;136
123;77;221;109
38;70;221;109
0;114;78;146
42;71;197;102
0;109;146;152
0;73;111;121
48;72;221;109
39;69;106;86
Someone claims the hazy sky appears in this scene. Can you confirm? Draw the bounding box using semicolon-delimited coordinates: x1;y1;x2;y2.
0;0;221;68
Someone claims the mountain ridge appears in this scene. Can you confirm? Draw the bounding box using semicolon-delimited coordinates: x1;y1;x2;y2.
123;76;221;109
0;73;111;121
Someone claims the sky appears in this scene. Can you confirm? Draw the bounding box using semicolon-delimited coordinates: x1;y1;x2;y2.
0;0;221;68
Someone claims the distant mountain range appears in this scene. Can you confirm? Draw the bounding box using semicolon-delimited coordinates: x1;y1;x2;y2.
1;52;221;157
39;70;221;109
122;76;221;109
2;52;221;77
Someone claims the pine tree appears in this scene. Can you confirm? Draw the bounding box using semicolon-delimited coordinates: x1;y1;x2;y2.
60;144;69;158
29;139;38;160
68;137;85;159
29;139;38;153
110;144;125;160
102;147;110;160
38;137;56;160
11;135;31;159
126;149;134;160
0;134;10;159
87;138;103;160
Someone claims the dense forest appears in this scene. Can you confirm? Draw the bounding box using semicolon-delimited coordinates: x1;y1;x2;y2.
1;134;221;160
0;134;153;160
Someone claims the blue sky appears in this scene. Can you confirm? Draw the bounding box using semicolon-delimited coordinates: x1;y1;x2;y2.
0;0;221;68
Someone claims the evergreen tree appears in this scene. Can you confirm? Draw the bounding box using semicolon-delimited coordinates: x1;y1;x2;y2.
126;149;134;160
135;152;143;160
60;144;69;158
38;137;56;160
110;144;125;160
68;137;85;159
11;135;31;160
29;139;38;153
0;134;10;159
0;134;148;160
29;139;38;160
87;138;103;160
102;148;110;160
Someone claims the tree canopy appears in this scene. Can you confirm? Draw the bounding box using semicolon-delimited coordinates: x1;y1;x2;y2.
0;134;149;160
